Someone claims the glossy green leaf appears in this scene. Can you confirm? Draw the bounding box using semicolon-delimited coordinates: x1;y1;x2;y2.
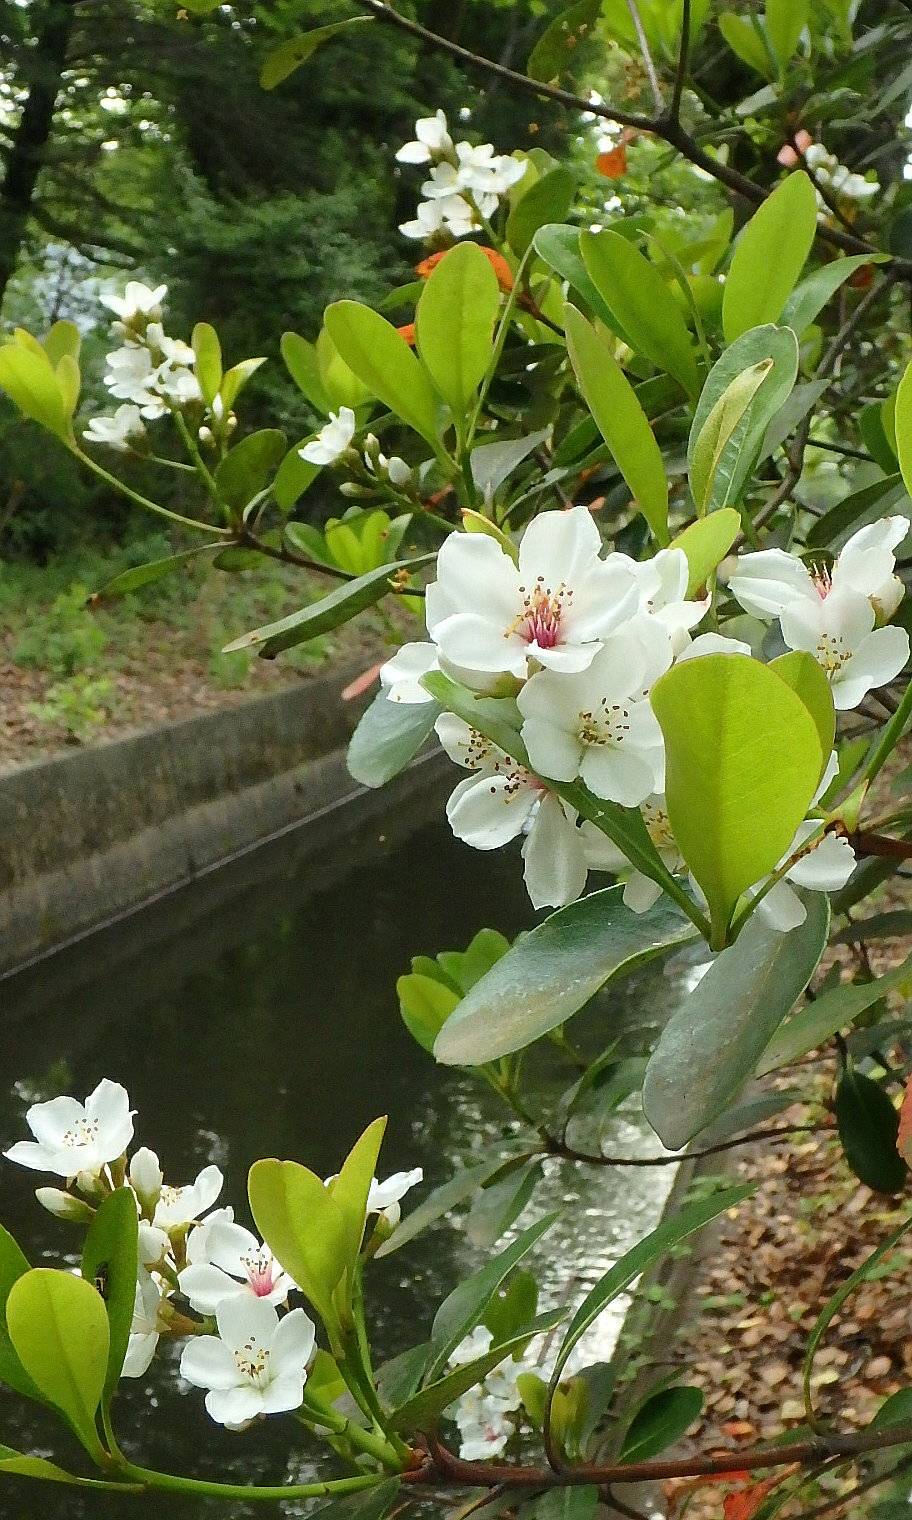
7;1270;109;1459
260;18;373;89
757;951;912;1074
316;328;373;412
765;0;809;67
895;360;912;501
274;441;321;512
280;333;331;414
836;1067;907;1194
782;255;887;338
0;344;72;442
688;325;799;516
861;401;898;475
0;1446;102;1485
191;323;222;407
769;651;835;776
670;509;740;594
484;1268;538;1344
326;1117;387;1271
527;0;602;81
723;174;817;342
533;225;630;341
374;1155;515;1259
466;1160;543;1249
0;1226;41;1404
718;13;772;76
564;304;669;544
689;360;773;515
507;167;577;258
215;429;287;517
434;887;695;1065
549;1185;753;1385
224;553;434;657
650;653;824;938
805;472;910;552
415;243;500;414
642;892;829;1148
620;1384;704;1462
81;1188;138;1402
470;429;550;495
428;1214;558;1377
347;691;440;789
392;1309;563;1432
219;357;266;412
580;230;699;397
89;543;224;602
248;1160;348;1328
376;1344;430;1409
325;302;440;446
398;973;459;1054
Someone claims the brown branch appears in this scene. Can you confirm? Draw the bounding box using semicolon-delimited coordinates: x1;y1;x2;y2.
543;1123;819;1167
669;0;691;124
849;831;912;860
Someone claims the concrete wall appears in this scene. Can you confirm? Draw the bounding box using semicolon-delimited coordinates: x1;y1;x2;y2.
0;668;443;977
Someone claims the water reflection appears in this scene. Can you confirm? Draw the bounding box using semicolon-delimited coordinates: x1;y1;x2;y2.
0;782;683;1518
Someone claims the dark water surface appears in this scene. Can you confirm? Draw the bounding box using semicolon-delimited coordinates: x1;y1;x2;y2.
0;774;682;1518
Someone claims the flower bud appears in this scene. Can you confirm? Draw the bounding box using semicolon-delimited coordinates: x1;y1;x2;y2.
36;1188;95;1223
339;482;373;499
130;1146;163;1217
386;456;412;488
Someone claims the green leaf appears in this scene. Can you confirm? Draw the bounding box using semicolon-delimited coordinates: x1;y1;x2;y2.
428;1214;559;1377
280;333;331;414
397;973;459;1054
260;18;373;89
895;359;912;501
642;892;829;1148
224;554;434;657
421;670;527;762
564;305;669;545
0;1447;99;1485
470;429;550;495
215;429;287;517
347;691;440;789
324;302;440;446
670;509;740;594
0;1226;42;1404
533;225;630;342
274;441;321;512
723;174;817;342
836;1067;907;1194
689;360;773;515
43;320;80;368
688;325;799;517
434;887;695;1065
769;651;835;774
303;1479;401;1520
580;230;699;397
374;1155;516;1259
89;543;224;602
718;13;773;76
81;1188;138;1403
527;0;602;82
391;1309;564;1433
805;472;910;552
0;344;72;442
507;167;577;258
219;357;266;412
756;951;912;1074
860;402;898;475
7;1271;109;1460
326;1117;387;1272
466;1160;543;1249
620;1384;704;1462
765;0;809;67
650;653;824;939
782;255;887;337
191;323;222;407
549;1185;753;1386
248;1160;348;1329
530;1490;599;1520
376;1345;430;1409
415;243;500;414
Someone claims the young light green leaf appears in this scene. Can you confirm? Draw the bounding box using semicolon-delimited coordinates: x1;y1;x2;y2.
326;1117;387;1271
765;0;809;68
0;1226;42;1405
81;1187;138;1402
7;1271;109;1460
769;651;835;773
642;892;829;1148
280;333;331;413
248;1160;348;1329
224;553;434;658
723;173;817;341
564;304;669;545
434;887;695;1065
260;18;373;89
533;225;631;342
219;356;266;412
549;1185;753;1386
620;1384;704;1463
43;320;81;368
347;691;440;789
896;358;912;500
670;509;740;594
397;973;459;1055
191;323;222;406
325;302;440;446
718;13;773;76
0;344;73;442
580;230;699;397
650;654;825;940
689;360;773;515
415;243;500;414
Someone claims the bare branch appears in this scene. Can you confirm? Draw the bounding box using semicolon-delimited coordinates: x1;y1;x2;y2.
625;0;664;114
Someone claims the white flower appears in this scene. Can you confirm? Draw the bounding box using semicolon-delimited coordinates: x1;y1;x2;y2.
399;194;478;240
299;407;357;465
396;110;454;164
384;455;411;487
436;714;593;909
179;1218;296;1313
4;1079;133;1179
100;281;167;322
804;144;879;203
379;642;439;703
153;1164;223;1233
750;820;857;932
583;793;683;914
632;548;707;654
122;1271;165;1378
103;346;166;415
517;618;672;806
138;1221;170;1268
449;1326;495;1366
446;1328;524;1460
365;1168;423;1228
82;404;146;452
421;162;499;221
179;1296;316;1430
454;142;527;198
779;585;909;709
157;366;203;406
427;506;639;683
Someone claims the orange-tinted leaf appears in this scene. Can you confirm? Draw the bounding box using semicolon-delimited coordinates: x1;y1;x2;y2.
723;1471;793;1520
416;246;514;293
596;146;627;178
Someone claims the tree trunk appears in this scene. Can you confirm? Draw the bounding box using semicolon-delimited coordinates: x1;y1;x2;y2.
0;0;76;310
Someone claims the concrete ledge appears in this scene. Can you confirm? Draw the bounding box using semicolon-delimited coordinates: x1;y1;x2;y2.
0;666;442;976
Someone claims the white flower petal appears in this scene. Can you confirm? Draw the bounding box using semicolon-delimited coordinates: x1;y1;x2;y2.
446;773;539;849
521;794;587;909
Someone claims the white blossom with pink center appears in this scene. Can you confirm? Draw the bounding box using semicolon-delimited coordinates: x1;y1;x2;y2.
179;1296;316;1430
426;506;639;684
179;1216;296;1313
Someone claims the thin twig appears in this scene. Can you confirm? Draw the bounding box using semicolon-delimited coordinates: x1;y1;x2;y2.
625;0;664;114
544;1123;818;1168
669;0;691;123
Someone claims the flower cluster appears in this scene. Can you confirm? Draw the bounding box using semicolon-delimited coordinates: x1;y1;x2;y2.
396;110;526;242
3;1081;422;1431
778;133;879;208
445;1325;585;1460
379;508;911;926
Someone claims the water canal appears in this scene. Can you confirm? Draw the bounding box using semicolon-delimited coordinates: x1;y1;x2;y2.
0;771;685;1518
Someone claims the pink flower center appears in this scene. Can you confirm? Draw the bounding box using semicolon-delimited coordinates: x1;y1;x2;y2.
510;579;570;649
811;563;833;600
243;1252;278;1297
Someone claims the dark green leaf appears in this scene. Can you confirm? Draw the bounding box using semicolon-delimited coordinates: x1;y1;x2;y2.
470;430;550;495
391;1310;564;1432
87;544;222;602
508;168;577;258
81;1188;138;1403
757;951;912;1074
260;18;373;89
805;474;910;551
533;226;631;343
375;1346;429;1411
620;1384;704;1462
528;1489;599;1520
215;430;287;517
374;1156;519;1259
836;1067;907;1194
466;1161;543;1249
428;1215;559;1376
527;0;602;81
